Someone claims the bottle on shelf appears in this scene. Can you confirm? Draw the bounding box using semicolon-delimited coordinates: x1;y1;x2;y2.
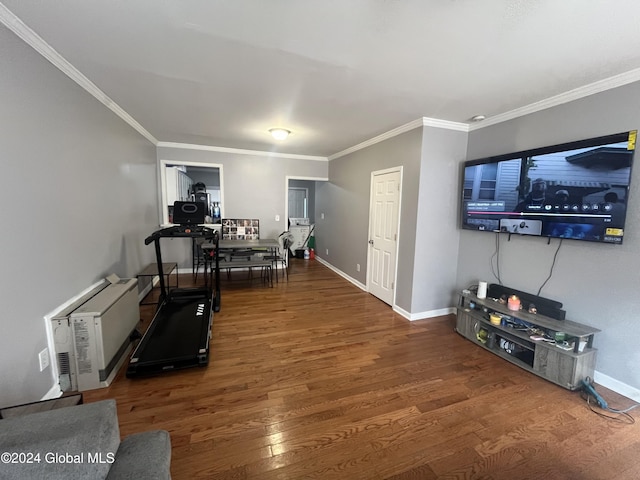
212;202;221;223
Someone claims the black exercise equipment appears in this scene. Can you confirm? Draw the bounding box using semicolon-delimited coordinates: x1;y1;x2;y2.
126;219;220;378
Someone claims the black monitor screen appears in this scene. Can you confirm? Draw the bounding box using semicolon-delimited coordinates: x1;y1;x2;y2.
173;201;205;225
461;131;636;244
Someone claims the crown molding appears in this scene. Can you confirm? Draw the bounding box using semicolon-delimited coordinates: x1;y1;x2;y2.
469;67;640;131
329;117;469;161
156;141;328;161
0;2;158;145
421;116;469;132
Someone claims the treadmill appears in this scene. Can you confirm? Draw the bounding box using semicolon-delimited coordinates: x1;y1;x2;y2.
126;201;221;377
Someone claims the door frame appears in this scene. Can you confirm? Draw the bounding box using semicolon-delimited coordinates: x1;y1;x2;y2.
366;166;403;307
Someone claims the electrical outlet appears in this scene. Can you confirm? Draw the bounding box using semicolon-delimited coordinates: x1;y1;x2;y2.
356;264;360;272
325;248;329;255
38;348;50;371
275;214;280;221
321;213;325;219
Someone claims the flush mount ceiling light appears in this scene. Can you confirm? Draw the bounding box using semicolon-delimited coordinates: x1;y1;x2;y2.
269;128;291;140
470;115;486;122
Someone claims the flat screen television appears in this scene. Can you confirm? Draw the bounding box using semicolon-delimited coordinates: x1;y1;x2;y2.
461;131;636;244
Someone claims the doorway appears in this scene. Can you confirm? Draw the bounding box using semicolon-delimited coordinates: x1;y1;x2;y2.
367;167;402;306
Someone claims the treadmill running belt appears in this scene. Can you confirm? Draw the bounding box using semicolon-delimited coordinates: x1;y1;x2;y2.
138;297;209;362
127;291;212;376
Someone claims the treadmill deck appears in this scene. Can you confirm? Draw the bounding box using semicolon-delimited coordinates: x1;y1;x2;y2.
127;288;213;377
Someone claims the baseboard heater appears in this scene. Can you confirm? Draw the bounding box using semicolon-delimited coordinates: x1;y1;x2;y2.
51;275;139;392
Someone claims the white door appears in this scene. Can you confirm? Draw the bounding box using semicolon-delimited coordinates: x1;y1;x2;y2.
367;169;401;305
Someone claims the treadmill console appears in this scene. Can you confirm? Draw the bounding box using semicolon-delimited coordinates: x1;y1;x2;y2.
173;201;205;225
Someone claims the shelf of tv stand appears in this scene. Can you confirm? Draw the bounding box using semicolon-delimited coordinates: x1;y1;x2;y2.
455;292;600;390
462;292;599;347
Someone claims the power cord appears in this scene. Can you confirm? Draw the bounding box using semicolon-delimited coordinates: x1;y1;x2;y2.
490;232;502;284
581;377;639;424
536;238;563;296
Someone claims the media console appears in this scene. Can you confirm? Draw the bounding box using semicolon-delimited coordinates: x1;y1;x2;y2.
455;291;600;390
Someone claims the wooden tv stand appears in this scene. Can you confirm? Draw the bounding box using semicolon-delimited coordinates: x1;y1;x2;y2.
455;291;600;390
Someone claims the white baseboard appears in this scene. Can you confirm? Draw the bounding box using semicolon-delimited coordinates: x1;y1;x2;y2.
593;371;640;403
138;280;154;302
397;306;456;321
314;257;367;291
393;305;411;320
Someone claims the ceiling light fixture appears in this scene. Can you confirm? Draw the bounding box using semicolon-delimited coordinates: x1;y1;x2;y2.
269;128;291;140
470;115;486;122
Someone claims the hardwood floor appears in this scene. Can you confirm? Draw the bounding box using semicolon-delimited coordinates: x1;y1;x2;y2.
84;260;639;479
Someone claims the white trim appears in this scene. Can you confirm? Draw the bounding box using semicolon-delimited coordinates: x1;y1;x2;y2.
469;67;640;131
593;370;640;403
285;175;329;181
392;305;412;321
400;307;456;321
315;257;367;291
0;3;158;146
138;279;154;302
369;166;404;176
157;141;328;162
421;116;470;132
329;117;468;161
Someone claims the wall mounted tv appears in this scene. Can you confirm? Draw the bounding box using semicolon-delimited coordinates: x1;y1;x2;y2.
461;131;636;244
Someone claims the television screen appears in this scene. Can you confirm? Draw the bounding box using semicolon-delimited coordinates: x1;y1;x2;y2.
461;131;636;244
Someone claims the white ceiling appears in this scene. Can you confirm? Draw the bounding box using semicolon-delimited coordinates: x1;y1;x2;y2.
3;0;640;157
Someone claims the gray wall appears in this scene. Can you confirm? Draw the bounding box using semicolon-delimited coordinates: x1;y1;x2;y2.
156;147;328;267
457;81;640;391
316;126;466;316
0;25;158;407
316;128;423;312
412;127;468;313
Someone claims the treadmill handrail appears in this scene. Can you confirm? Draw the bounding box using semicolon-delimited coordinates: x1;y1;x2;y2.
145;225;218;245
145;226;219;303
